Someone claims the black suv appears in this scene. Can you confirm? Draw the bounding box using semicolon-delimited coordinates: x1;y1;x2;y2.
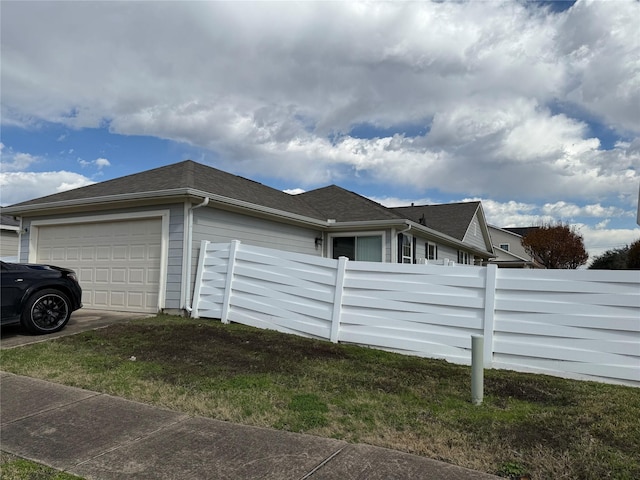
1;261;83;334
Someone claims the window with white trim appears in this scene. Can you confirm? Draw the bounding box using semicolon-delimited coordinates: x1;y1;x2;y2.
401;234;413;263
332;235;383;262
426;242;438;260
457;250;470;265
499;243;509;251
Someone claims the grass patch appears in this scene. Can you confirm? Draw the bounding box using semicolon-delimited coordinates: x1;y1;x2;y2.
1;314;639;479
0;452;83;480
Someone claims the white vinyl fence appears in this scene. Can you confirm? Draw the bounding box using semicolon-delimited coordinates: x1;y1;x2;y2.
192;240;640;387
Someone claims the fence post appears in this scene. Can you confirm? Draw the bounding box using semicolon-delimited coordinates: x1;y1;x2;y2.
471;335;484;405
191;240;210;319
221;240;240;325
483;264;498;366
330;256;348;343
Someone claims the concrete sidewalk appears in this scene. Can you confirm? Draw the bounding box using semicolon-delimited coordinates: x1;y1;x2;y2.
0;372;499;480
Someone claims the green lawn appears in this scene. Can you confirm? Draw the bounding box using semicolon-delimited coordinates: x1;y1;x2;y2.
0;452;82;480
1;315;638;479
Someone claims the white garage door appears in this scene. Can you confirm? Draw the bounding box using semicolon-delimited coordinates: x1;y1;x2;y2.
36;218;162;313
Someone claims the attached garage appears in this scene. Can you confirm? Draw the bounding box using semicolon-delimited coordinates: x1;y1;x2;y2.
30;213;168;313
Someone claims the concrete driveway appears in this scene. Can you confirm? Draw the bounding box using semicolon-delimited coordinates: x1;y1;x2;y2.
0;309;152;349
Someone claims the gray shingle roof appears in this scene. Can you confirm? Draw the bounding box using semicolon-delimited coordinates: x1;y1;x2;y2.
0;214;20;227
9;160;324;219
390;202;481;241
503;227;539;237
297;185;404;222
6;160;483;243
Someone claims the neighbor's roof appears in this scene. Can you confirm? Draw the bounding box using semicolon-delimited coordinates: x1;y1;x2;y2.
0;214;20;227
503;227;539;237
390;202;481;241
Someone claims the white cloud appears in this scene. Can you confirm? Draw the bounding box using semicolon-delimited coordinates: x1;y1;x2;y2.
578;224;640;263
283;188;306;195
1;0;639;237
0;171;94;206
0;145;41;172
77;157;111;169
95;158;111;169
541;201;626;219
558;0;640;133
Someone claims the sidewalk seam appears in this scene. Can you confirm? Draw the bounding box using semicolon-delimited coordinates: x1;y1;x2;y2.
0;392;102;426
68;414;191;470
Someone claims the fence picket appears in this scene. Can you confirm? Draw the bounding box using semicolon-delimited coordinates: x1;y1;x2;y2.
482;264;497;366
220;239;240;324
330;256;348;343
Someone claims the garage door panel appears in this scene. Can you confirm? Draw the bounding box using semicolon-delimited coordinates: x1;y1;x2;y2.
148;268;160;284
113;245;128;260
127;292;144;308
148;245;162;260
130;246;146;260
129;269;144;284
95;268;109;283
52;248;66;261
81;247;95;261
36;218;162;313
93;291;107;307
110;291;126;308
146;293;158;308
79;268;94;282
111;269;127;283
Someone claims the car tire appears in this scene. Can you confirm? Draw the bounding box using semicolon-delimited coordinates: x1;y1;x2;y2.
21;289;72;335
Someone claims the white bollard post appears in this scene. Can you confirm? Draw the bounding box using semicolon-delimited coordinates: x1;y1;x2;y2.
471;335;484;405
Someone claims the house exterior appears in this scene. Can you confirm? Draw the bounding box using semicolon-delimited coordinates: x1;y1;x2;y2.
0;214;20;261
1;160;494;314
391;202;493;266
487;225;544;268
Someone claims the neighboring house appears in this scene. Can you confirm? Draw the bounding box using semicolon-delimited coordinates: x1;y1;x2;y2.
0;214;20;261
487;225;544;268
391;202;493;266
1;160;494;314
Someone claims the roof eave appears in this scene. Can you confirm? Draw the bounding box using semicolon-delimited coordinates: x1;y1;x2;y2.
186;189;328;227
1;189;193;215
2;188;329;228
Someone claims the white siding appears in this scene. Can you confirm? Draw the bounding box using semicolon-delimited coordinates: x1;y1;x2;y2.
193;208;321;253
463;212;489;251
489;227;532;262
0;230;19;259
189;208;322;301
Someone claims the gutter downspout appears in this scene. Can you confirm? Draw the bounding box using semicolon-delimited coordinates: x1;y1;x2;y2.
184;197;210;314
398;223;412;236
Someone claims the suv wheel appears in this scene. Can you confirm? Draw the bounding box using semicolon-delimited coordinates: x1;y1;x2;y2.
21;289;72;334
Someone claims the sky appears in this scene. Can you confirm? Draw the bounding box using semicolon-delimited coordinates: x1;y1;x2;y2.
1;0;639;263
